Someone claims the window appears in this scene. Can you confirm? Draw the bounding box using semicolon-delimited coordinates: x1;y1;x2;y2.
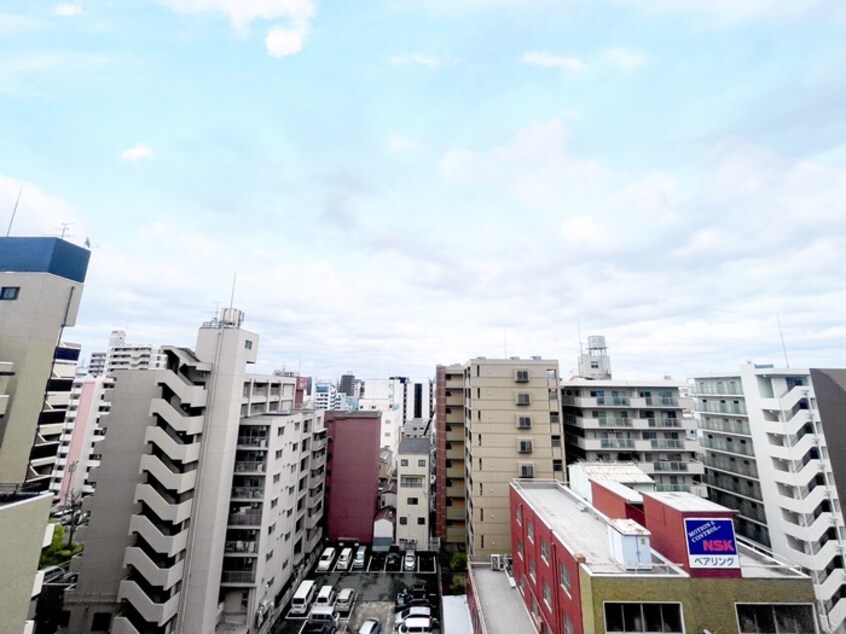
515;369;530;383
245;340;253;350
520;463;535;479
271;497;278;509
529;559;536;581
0;286;20;300
543;581;552;608
736;604;816;633
278;427;284;436
276;449;283;459
517;538;524;558
400;475;424;488
408;497;419;505
517;416;532;429
399;517;408;525
527;521;534;542
559;561;571;593
273;473;281;483
418;459;426;467
417;517;425;525
563;614;574;634
604;603;683;633
516;392;531;406
541;538;549;562
516;504;523;525
401;459;409;467
518;439;533;454
265;549;273;561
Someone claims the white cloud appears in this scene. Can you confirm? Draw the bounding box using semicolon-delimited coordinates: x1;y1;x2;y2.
159;0;315;58
522;51;586;71
120;143;155;162
439;119;605;206
265;23;308;58
384;135;419;153
54;4;84;16
158;0;314;30
388;53;453;68
603;47;647;69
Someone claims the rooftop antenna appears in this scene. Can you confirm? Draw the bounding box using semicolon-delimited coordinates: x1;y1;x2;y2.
777;313;790;368
53;222;74;240
577;315;584;355
6;185;22;237
504;330;507;358
229;273;237;310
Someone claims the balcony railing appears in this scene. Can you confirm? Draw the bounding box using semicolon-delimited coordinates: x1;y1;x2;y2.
650;440;684;449
234;461;266;473
601;439;635;449
231;487;263;499
228;512;262;526
645;397;679;407
653;461;690;472
697;402;747;416
698;418;751;435
221;570;256;583
646;418;681;428
703;455;759;478
701;438;754;456
225;540;258;554
597;418;632;427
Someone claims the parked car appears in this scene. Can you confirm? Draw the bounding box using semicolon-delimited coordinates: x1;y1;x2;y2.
317;547;337;572
336;588;356;613
403;550;416;571
396;616;435;634
337;547;353;570
353;545;367;569
357;618;383;634
395;606;432;627
395;584;429;609
386;552;401;567
307;605;340;628
303;623;337;634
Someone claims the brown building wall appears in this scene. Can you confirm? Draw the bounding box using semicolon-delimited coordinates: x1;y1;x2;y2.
581;571;818;634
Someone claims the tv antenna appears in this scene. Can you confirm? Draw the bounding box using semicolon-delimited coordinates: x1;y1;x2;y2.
5;185;22;237
776;313;790;368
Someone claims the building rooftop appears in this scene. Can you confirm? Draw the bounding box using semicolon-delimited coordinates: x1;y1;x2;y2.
470;565;532;634
572;461;656;485
514;480;810;581
399;438;430;454
0;237;90;283
442;595;473;634
642;490;731;513
514;480;683;577
594;480;645;503
564;377;684;388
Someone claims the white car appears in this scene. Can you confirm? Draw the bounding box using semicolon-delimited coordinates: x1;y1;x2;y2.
403;550;416;571
395;606;432;627
317;547;336;572
358;618;383;634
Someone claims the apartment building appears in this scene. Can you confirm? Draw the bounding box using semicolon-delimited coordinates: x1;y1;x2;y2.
450;357;561;558
435;364;465;545
396;437;430;550
482;479;820;634
692;364;846;633
49;374;113;503
0;236;90;634
88;330;166;376
64;309;327;633
562;337;704;496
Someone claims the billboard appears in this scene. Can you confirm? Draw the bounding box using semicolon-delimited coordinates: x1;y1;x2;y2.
684;517;739;569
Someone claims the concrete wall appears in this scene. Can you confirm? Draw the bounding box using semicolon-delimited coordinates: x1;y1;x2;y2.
0;493;51;634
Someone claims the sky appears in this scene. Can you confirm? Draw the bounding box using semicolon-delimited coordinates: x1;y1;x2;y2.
2;0;846;382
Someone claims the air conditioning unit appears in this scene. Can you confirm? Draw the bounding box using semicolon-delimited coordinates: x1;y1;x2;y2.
490;554;503;570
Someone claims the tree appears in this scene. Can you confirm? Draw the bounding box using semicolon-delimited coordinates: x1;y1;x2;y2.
40;522;83;567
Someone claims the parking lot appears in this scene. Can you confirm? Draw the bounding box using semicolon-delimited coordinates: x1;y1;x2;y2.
272;551;440;634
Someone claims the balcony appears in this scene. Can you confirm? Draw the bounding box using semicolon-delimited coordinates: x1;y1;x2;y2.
149;399;204;436
139;455;196;495
698;418;751;436
648;460;704;475
118;579;179;626
233;460;266;474
701;437;754;457
447;506;466;521
236;436;268;449
144;427;201;464
129;514;188;557
134;483;193;525
230;486;264;500
224;540;258;555
228;512;263;527
697;401;747;416
124;547;184;589
220;570;256;585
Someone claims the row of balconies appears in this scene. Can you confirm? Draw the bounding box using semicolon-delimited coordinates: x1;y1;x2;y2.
565;395;685;409
572;437;700;452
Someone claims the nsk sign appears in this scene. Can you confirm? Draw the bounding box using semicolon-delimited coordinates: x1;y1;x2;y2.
684;518;740;569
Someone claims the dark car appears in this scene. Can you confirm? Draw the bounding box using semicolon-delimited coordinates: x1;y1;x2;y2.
395;584;430;609
302;622;337;634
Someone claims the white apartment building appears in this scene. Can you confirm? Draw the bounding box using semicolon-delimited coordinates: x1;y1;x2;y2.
88;330;166;376
312;381;344;411
64;309;327;634
396;438;430;550
562;337;704;496
692;363;846;634
49;375;113;502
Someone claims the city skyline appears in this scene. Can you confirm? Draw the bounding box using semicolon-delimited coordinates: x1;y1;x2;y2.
2;0;845;380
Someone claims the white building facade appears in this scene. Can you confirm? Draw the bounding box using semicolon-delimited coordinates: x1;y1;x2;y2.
396;438;430;550
692;364;846;633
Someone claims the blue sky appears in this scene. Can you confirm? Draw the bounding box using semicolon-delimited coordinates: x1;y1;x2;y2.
2;0;846;381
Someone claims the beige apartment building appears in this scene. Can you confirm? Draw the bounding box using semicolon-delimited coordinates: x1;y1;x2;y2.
396;437;431;550
0;236;91;634
437;357;562;558
64;309;327;634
